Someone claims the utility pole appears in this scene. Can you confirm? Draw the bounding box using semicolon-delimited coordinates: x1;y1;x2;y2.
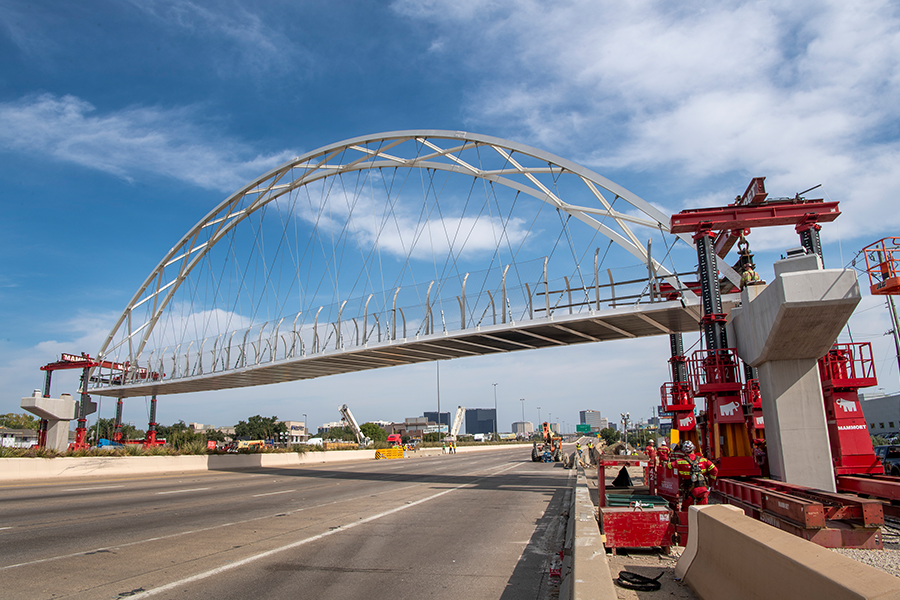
888;296;900;383
437;362;441;441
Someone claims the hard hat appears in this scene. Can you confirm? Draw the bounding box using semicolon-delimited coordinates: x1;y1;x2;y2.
681;440;695;453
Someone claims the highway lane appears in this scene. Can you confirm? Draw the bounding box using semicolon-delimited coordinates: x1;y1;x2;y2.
0;448;573;599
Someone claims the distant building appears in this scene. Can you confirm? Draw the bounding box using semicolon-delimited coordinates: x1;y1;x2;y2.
580;410;604;432
281;420;308;443
599;417;609;430
512;421;534;435
318;420;345;435
423;411;451;427
0;428;40;448
860;391;900;438
385;416;443;439
466;408;497;435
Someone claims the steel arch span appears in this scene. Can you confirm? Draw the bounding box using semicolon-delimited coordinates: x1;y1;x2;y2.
90;130;716;398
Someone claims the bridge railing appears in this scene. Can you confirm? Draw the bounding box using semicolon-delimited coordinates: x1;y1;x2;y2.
92;259;697;389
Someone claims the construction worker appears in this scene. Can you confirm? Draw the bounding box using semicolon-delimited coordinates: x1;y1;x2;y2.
740;262;761;289
668;440;717;511
645;439;657;466
657;442;670;464
587;440;594;465
576;442;583;464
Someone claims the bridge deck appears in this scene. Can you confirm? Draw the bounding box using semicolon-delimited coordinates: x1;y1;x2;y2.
89;295;739;398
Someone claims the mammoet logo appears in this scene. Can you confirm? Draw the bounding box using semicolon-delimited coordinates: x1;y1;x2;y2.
680;416;693;427
720;401;740;416
835;398;858;413
755;415;764;427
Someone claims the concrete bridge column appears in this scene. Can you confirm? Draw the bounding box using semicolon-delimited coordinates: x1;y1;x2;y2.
21;390;77;452
728;253;861;492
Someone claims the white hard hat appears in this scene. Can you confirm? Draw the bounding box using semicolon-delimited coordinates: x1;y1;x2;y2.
682;440;695;453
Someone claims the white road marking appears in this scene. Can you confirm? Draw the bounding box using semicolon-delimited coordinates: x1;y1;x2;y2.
128;461;522;599
1;483;421;570
252;489;296;497
0;527;12;531
155;488;210;495
62;485;125;492
0;460;522;572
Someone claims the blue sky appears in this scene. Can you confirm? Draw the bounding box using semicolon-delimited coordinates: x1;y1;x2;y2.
1;0;900;435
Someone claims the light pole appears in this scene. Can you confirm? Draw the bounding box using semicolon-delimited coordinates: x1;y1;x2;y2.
437;362;441;441
520;398;525;422
492;383;498;437
303;413;307;442
537;407;541;425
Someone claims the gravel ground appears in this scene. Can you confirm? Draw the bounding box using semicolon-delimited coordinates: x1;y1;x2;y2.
832;521;900;579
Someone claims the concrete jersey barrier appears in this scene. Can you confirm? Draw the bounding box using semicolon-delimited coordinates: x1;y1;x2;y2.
0;443;525;482
676;504;900;600
559;464;618;600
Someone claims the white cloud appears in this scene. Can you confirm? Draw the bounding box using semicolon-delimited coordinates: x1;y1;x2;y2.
125;0;312;76
395;0;900;241
295;190;531;261
0;93;296;192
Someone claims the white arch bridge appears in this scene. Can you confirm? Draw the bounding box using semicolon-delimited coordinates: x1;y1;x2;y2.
89;131;739;398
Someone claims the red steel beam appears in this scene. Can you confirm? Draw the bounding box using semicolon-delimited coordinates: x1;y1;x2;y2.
716;478;826;529
837;475;900;503
749;478;883;527
670;200;840;234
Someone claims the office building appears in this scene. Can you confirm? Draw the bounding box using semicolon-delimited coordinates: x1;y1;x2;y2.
465;408;497;435
423;411;451;427
861;391;900;438
512;421;534;435
580;410;604;432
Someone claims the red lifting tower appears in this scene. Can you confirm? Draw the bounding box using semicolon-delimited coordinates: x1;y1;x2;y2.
670;179;841;477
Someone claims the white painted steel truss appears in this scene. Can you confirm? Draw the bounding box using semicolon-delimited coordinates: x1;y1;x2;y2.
91;130;703;397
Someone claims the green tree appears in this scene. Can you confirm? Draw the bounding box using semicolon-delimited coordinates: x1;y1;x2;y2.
234;415;287;440
599;427;620;446
360;422;387;443
205;428;227;443
156;420;200;450
324;425;356;441
0;412;41;430
88;418;145;442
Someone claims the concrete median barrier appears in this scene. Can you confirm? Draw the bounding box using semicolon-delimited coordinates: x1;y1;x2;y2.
676;504;900;600
561;464;617;600
0;443;522;482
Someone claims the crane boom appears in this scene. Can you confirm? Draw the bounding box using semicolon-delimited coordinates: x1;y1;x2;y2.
338;404;370;447
449;406;465;440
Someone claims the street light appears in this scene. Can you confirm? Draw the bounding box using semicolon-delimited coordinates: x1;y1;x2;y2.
492;383;498;436
520;398;525;422
303;413;307;442
537;406;541;425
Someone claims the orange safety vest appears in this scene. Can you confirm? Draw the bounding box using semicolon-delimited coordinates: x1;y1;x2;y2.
669;453;717;488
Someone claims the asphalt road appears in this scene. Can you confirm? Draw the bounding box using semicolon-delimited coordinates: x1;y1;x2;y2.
0;448;573;599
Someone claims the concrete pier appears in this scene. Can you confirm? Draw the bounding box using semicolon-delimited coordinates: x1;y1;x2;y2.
728;253;860;491
20;390;76;452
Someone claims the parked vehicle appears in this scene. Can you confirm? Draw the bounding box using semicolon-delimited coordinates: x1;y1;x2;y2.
225;439;265;453
873;445;900;476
